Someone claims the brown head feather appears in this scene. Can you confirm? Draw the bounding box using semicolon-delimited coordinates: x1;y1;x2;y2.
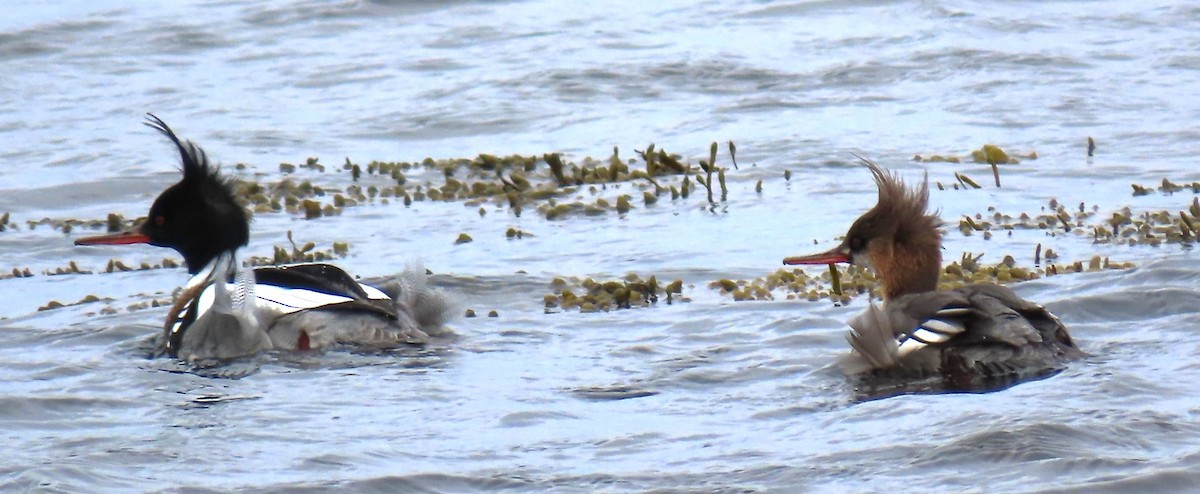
845;158;944;299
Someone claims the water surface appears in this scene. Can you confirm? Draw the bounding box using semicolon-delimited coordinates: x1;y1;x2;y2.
3;0;1200;491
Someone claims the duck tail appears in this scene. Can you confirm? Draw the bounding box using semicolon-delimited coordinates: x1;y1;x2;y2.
840;301;900;374
385;262;458;335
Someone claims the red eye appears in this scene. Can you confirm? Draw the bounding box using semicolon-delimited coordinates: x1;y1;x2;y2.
155;215;166;226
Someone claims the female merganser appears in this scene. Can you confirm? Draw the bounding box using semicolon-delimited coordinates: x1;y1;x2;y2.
783;160;1084;385
76;114;453;362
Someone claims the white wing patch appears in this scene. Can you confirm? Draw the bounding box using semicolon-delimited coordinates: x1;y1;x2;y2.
256;285;351;313
896;337;926;359
358;283;389;300
895;310;967;358
918;319;962;337
253;284;387;314
182;281;391;331
933;307;972;318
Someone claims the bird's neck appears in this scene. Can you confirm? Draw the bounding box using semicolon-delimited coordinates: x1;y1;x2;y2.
878;242;942;301
184;251;239;288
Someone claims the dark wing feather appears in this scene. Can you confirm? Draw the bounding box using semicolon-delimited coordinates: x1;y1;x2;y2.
957;284;1051;346
254;264;397;319
883;290;971;338
887;285;1056;348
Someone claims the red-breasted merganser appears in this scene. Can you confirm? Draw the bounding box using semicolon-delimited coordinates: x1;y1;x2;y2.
76;114;454;362
783;160;1083;384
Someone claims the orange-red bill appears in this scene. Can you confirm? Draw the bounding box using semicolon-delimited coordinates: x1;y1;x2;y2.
75;231;152;246
782;248;849;266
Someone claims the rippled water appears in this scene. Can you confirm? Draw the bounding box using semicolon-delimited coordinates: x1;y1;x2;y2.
4;0;1200;491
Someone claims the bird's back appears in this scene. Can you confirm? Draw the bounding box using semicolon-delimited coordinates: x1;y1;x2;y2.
842;283;1084;388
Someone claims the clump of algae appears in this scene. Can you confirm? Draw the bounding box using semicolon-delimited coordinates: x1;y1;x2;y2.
544;273;686;313
913;144;1036;165
60;139;741;241
505;227;533;239
709;265;874;305
245;143;724;222
37;294;112;312
0;267;34;280
956;198;1200;248
245;230;350;267
715;252;1133;304
1130;177;1200;197
21;213;137;234
0;212;16;232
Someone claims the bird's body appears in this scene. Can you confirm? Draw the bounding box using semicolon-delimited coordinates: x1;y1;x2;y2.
784;160;1083;385
77;115;453;361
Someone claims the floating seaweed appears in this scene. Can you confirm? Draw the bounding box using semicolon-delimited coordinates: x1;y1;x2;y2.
44;261;92;276
545;273;686;313
964;199;1200;248
0;267;34;280
505;227;533;239
716;252;1133;304
913;154;962;163
44;141;741;236
693;141;725;204
245;231;350;266
35;294;117;312
913;144;1036;166
1129;178;1200;196
955;172;981;189
23;214;138;234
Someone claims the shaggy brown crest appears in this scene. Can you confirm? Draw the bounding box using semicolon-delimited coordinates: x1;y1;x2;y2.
847;158;944;299
783;158;945;300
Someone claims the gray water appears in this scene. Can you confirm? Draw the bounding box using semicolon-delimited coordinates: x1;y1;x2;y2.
3;0;1200;492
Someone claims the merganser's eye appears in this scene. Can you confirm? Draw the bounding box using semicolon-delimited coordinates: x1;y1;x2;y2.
849;236;865;250
155;215;166;226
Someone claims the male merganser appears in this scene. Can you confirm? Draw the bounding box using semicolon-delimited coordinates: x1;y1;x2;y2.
76;114;453;362
783;160;1084;385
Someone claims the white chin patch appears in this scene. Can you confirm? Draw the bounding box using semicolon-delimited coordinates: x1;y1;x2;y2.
850;252;874;271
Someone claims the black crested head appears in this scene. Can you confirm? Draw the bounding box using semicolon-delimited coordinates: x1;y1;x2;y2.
140;114;249;274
